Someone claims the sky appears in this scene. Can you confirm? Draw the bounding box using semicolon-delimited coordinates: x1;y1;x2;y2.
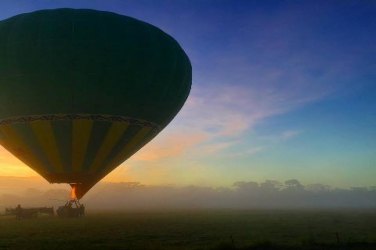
0;0;375;189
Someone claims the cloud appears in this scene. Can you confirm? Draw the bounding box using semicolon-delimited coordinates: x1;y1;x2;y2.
130;3;372;163
132;131;208;161
280;130;302;140
198;140;239;155
131;79;324;163
226;146;266;158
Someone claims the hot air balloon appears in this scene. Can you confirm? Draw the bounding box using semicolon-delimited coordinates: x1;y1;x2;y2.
0;9;191;206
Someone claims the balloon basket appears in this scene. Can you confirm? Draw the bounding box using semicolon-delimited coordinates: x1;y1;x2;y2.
56;199;85;218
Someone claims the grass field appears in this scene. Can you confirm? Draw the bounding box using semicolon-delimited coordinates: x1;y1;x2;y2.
0;209;375;250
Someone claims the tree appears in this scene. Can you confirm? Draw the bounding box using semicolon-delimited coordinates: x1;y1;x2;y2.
284;179;304;191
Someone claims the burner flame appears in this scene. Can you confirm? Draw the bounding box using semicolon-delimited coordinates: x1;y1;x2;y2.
70;185;77;200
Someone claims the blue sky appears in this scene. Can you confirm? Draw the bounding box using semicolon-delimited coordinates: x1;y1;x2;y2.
0;0;375;187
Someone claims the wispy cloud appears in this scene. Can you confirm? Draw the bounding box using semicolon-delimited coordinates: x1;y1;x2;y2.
225;146;266;158
132;131;208;161
280;130;302;140
130;2;373;164
132;80;322;162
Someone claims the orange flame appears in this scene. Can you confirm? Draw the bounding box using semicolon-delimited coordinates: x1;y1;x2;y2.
70;185;77;200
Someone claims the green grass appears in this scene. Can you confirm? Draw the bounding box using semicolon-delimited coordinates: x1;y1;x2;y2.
0;209;375;249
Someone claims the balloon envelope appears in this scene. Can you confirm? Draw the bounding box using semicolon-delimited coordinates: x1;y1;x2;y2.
0;9;191;198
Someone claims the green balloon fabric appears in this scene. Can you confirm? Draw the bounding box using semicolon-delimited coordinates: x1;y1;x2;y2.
0;9;191;198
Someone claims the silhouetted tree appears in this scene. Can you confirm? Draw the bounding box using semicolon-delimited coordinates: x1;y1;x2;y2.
260;180;282;192
284;179;304;191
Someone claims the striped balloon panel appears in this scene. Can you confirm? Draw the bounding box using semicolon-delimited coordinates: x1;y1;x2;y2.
0;115;159;184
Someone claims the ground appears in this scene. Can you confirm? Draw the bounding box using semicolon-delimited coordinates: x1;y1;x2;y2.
0;209;375;249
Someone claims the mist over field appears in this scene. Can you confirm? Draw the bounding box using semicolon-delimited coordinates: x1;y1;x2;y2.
0;176;374;210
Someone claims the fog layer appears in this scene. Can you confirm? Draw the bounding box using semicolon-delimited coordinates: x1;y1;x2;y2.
0;177;375;210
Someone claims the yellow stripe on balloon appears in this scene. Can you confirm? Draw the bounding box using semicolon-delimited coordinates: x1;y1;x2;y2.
90;121;129;172
30;120;64;173
0;124;48;175
72;119;93;172
100;126;152;175
0;129;4;143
